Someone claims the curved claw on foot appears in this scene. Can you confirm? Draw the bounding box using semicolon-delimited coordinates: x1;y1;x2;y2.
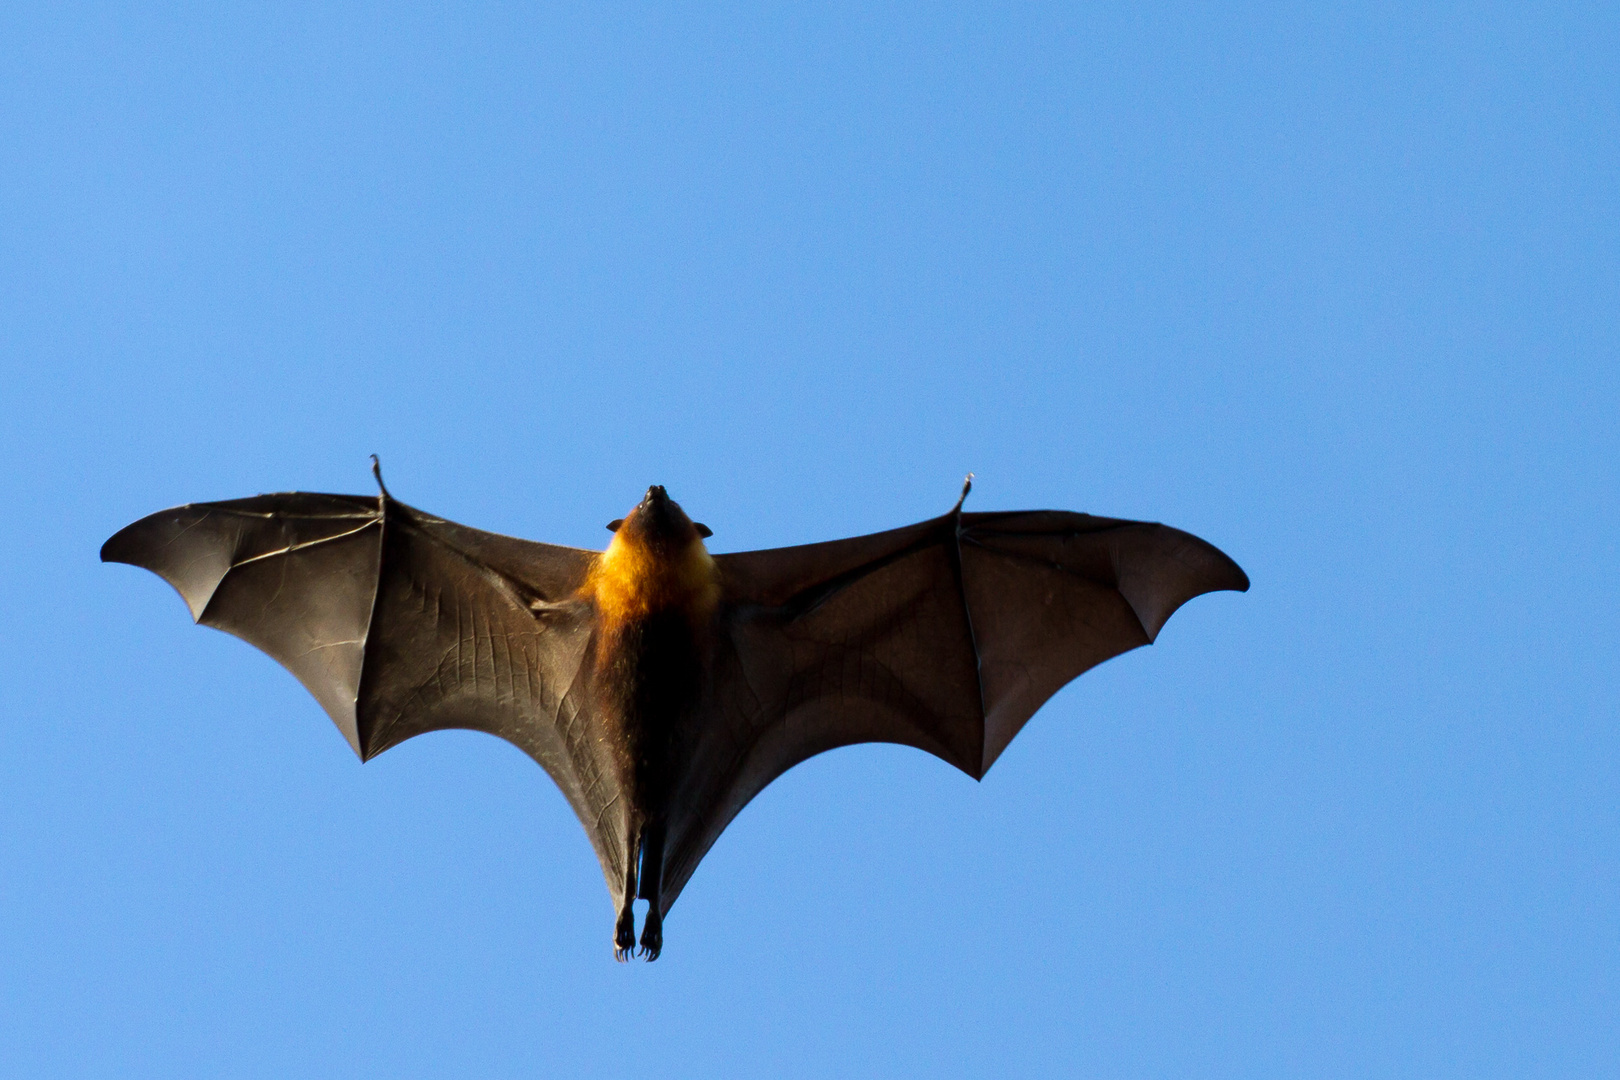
613;904;637;962
638;909;663;961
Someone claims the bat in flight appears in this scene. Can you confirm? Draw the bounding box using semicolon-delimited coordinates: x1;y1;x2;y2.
103;461;1247;960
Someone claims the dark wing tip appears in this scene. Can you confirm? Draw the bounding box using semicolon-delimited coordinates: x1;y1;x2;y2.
1168;527;1248;596
99;508;221;621
1117;525;1249;642
101;516;162;567
1213;548;1250;594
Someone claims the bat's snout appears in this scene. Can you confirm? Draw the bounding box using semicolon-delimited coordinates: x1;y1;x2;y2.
629;486;712;541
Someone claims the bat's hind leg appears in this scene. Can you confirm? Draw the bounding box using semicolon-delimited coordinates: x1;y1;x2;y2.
636;823;666;961
613;826;641;962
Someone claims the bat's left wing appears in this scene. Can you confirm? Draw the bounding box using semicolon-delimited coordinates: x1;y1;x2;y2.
102;491;640;905
657;499;1248;909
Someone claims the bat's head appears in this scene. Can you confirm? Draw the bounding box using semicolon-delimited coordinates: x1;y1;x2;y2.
607;486;713;551
592;487;720;624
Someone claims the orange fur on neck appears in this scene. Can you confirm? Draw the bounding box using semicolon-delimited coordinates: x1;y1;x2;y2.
586;530;719;631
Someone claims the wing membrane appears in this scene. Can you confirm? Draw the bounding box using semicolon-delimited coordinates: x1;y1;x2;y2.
102;493;638;901
657;507;1247;909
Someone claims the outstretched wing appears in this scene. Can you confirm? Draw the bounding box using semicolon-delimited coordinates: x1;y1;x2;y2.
658;507;1248;908
102;493;634;899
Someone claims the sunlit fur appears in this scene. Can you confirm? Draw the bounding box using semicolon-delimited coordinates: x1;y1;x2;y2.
586;522;719;633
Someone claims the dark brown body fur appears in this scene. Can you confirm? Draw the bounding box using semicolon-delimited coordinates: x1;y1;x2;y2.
586;486;718;959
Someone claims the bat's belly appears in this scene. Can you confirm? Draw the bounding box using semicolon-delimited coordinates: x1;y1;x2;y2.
594;608;707;817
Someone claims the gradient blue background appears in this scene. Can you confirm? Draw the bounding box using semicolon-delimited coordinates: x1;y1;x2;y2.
3;3;1616;1076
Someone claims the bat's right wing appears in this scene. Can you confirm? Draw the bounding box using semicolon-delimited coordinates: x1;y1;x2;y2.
102;492;636;900
657;504;1248;909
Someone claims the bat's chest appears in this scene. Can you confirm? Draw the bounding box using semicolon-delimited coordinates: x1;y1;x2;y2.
598;609;704;705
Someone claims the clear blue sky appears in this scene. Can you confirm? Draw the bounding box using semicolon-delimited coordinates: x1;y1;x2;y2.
3;3;1616;1076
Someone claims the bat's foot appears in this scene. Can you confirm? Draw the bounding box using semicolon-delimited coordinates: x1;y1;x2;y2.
638;908;663;961
613;903;637;962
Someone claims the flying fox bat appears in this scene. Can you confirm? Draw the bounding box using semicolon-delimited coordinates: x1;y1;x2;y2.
102;463;1247;960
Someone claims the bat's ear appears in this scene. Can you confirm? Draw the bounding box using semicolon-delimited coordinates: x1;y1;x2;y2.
694;522;713;539
606;519;624;532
